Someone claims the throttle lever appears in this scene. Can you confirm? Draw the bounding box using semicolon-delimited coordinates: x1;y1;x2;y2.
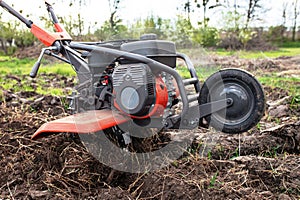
30;46;58;78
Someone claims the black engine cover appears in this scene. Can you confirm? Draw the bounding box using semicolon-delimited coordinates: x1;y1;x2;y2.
113;63;155;116
120;39;177;68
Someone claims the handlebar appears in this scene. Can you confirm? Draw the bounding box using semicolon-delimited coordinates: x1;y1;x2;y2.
0;1;33;28
29;45;60;78
0;0;73;78
46;3;58;23
0;0;72;46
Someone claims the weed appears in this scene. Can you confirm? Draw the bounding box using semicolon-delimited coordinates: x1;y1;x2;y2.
186;142;202;155
209;172;219;188
256;122;262;131
171;160;179;168
230;147;240;160
271;146;280;158
207;150;212;160
60;96;70;111
275;118;281;124
29;106;37;113
262;145;281;158
290;95;300;109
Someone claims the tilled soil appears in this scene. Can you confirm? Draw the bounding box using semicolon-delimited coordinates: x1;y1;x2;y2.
0;56;299;199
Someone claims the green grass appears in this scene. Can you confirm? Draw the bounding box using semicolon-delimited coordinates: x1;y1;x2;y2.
0;56;75;96
0;57;75;76
177;67;300;107
1;54;299;105
210;48;300;59
258;75;300;109
0;57;35;75
39;62;76;76
180;45;300;59
36;87;66;96
258;76;300;95
180;48;300;107
0;75;68;96
177;51;300;109
275;41;300;48
176;65;220;82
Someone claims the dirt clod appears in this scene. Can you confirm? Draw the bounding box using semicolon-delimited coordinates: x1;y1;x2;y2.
269;104;290;117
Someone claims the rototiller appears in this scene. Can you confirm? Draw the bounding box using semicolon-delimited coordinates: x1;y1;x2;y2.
0;1;265;148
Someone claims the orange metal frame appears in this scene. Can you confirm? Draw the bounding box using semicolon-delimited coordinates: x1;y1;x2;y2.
30;23;72;46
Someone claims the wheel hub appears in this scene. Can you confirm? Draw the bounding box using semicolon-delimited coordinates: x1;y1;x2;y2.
214;82;255;125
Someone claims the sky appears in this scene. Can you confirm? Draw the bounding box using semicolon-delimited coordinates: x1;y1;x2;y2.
1;0;180;25
0;0;293;31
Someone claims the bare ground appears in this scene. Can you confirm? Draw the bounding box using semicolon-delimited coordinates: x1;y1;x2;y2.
0;55;299;199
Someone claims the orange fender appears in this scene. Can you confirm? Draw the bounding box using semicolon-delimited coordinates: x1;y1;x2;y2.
32;110;129;139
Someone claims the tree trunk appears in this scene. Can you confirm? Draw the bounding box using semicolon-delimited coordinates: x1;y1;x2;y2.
281;2;288;43
245;0;253;29
184;0;192;22
292;0;299;41
203;5;207;27
0;39;8;55
245;0;262;30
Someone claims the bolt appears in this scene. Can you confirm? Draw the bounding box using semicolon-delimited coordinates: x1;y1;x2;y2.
227;98;233;105
183;119;188;125
87;97;95;105
125;75;131;81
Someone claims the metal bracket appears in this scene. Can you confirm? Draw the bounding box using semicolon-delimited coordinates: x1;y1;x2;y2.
199;98;233;118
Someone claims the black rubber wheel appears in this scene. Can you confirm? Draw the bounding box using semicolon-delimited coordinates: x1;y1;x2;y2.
199;69;265;134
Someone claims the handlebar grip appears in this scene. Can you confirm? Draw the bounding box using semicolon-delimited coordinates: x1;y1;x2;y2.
30;61;41;78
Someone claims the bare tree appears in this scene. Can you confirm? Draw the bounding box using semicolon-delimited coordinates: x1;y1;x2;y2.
67;0;86;7
281;1;288;42
244;0;263;29
292;0;299;41
184;0;192;21
196;0;223;27
108;0;122;32
183;0;223;27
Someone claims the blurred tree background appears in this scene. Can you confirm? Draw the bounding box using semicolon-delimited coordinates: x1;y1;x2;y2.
1;0;300;55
